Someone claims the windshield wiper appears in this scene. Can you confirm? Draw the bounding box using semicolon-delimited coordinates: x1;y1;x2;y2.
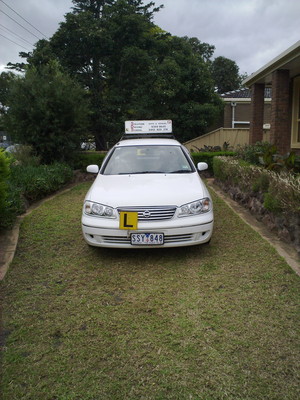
128;171;164;174
169;170;192;174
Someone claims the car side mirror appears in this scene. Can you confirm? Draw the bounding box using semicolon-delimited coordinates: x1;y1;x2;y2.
86;165;99;174
197;162;208;171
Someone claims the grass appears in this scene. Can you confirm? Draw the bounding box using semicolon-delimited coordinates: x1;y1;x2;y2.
1;182;300;400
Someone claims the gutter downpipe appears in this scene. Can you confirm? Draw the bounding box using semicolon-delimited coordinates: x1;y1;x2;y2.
231;102;237;128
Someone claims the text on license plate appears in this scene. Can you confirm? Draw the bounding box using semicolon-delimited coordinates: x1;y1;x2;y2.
131;233;164;245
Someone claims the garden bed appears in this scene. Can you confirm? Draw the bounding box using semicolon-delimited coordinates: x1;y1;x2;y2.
213;156;300;255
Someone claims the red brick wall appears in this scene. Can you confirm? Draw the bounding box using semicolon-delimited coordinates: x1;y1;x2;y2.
249;83;265;144
264;103;271;124
270;69;291;154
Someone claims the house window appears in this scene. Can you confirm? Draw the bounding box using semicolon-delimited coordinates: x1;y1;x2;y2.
291;76;300;148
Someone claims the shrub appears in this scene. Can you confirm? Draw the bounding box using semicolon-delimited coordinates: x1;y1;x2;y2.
213;156;300;214
0;162;73;230
236;142;272;165
267;171;300;213
236;142;300;173
6;144;41;167
263;192;281;213
252;172;270;193
9;163;73;202
0;149;10;216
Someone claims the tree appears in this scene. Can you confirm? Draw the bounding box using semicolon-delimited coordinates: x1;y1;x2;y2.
6;0;225;144
5;61;89;164
211;56;242;94
139;35;223;140
47;0;163;148
0;71;18;117
182;37;215;63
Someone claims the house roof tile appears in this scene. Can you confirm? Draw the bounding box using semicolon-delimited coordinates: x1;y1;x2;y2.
220;87;272;99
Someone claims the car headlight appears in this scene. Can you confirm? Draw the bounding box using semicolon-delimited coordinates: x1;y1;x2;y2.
84;201;116;218
178;198;212;217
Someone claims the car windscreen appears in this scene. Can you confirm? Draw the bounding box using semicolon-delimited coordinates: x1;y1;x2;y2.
102;145;194;175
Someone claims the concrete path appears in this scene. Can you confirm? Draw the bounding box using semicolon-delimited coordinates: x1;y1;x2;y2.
0;180;299;281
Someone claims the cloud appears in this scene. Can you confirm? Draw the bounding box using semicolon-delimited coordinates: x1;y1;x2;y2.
153;0;300;74
0;0;73;69
0;0;299;76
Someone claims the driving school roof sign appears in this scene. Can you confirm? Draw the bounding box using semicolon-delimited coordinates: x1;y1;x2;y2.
125;120;172;134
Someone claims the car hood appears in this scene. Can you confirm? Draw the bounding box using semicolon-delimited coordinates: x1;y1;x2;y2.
85;173;210;207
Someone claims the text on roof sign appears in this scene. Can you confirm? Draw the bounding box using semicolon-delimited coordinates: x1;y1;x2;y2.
125;120;172;134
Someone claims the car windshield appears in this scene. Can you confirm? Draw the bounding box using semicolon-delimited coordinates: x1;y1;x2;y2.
102;145;194;175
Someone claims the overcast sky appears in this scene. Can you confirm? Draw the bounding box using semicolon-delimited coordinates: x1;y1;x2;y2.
1;0;300;76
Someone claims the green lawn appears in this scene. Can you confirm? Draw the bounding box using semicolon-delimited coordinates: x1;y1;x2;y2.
1;182;299;400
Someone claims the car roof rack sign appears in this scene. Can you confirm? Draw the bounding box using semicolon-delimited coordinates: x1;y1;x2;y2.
123;120;174;139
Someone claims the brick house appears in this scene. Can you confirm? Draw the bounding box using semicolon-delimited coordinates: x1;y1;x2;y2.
220;88;271;129
243;40;300;154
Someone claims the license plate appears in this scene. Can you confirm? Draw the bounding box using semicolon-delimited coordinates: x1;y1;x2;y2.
131;233;164;245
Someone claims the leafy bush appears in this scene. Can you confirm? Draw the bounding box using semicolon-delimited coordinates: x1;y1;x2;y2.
236;142;300;173
0;149;10;217
6;144;41;167
2;184;25;228
263;192;281;213
235;142;272;165
0;162;73;230
261;147;300;173
74;151;107;171
213;156;300;213
9;163;73;202
252;172;270;193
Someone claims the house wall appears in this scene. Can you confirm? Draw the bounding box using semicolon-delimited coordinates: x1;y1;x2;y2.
223;104;234;127
270;69;291;154
184;128;271;152
291;76;300;152
223;102;271;129
249;84;265;144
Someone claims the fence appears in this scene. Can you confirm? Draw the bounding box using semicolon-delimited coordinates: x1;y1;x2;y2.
184;128;270;151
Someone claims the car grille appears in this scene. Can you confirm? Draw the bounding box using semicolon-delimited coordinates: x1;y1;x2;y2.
117;206;177;221
101;233;193;245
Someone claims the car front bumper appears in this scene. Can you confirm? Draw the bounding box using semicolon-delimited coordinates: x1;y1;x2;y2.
81;214;213;248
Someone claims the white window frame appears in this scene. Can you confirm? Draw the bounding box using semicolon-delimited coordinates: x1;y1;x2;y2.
291;76;300;148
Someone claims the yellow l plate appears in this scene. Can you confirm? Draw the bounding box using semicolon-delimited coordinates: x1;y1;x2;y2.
119;211;138;230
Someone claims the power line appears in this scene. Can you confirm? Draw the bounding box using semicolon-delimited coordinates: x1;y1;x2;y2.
0;32;31;51
0;9;41;41
0;23;34;46
0;0;48;39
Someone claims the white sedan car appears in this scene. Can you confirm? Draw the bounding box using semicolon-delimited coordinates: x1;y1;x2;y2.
81;136;213;248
